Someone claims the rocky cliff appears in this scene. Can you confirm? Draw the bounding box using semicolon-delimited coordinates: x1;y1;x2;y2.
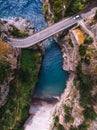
0;17;43;130
0;17;43;106
42;1;97;130
0;37;19;106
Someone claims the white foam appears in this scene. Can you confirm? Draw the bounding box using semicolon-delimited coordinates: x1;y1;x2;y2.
24;102;56;130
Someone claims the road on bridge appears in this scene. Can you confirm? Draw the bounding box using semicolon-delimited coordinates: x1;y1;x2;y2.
7;16;78;48
7;7;97;48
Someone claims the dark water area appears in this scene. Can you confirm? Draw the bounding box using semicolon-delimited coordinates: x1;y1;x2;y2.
34;39;68;98
0;0;68;98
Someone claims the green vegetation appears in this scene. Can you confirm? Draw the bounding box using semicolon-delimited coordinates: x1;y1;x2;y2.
76;62;97;129
42;5;48;14
84;37;94;44
77;122;89;130
65;0;84;16
54;116;59;127
65;114;74;123
0;49;41;130
57;124;65;130
83;107;97;121
49;0;96;22
79;44;91;65
9;27;29;38
80;90;92;107
0;61;11;84
54;116;65;130
64;105;74;123
70;122;89;130
79;45;88;56
49;0;63;22
76;63;93;107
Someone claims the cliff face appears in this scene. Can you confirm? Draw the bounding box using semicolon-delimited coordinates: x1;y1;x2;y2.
42;1;97;130
0;18;42;130
0;18;32;106
43;0;79;72
54;47;97;130
0;38;19;106
0;17;43;106
42;0;54;25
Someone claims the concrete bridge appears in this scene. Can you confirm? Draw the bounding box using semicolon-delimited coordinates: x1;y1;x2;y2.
6;16;81;48
4;7;97;48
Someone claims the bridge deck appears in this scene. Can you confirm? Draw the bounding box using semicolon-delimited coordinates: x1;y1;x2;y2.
8;17;78;48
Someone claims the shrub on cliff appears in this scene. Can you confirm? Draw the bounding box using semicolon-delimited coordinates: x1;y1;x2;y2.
65;0;85;16
64;105;74;123
79;45;88;56
49;0;63;22
57;124;65;130
84;37;94;44
76;63;93;107
18;68;31;83
9;27;28;38
83;107;97;121
0;49;41;130
80;91;92;107
54;116;59;127
77;122;89;130
0;61;11;84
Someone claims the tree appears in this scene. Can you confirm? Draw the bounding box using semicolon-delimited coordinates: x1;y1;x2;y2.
64;105;74;123
18;68;31;83
79;45;88;56
78;123;88;130
65;114;74;123
54;116;59;127
0;61;11;84
73;1;84;13
10;27;28;38
83;107;97;121
84;37;94;44
57;124;65;130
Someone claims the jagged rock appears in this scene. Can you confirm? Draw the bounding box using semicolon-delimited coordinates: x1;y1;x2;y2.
7;17;35;36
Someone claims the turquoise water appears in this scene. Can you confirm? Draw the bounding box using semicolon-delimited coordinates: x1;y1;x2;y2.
0;0;68;98
34;39;68;98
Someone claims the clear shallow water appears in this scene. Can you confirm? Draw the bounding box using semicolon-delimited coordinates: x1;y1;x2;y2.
0;0;68;98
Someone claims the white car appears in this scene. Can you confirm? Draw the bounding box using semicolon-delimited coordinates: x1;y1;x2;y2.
76;15;80;18
73;15;80;20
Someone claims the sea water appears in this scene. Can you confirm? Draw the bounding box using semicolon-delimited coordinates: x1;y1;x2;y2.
0;0;68;98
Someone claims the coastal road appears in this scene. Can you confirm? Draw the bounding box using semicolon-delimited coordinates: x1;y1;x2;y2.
7;17;79;48
7;7;97;48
